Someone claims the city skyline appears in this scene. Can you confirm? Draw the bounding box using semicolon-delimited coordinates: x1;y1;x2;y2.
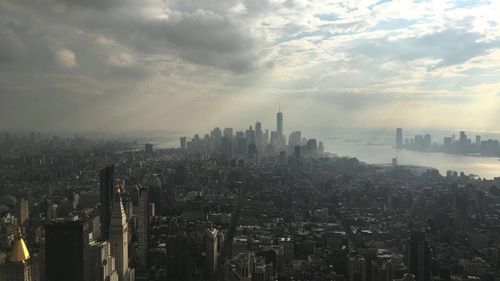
3;1;500;280
1;1;500;132
2;107;500;281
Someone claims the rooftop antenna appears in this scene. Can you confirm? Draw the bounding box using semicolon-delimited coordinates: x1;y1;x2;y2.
279;103;281;113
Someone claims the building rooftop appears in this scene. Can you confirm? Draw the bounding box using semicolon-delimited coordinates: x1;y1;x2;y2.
8;230;30;263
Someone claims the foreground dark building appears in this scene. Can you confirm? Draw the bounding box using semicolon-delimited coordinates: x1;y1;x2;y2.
45;220;90;281
408;232;431;281
100;164;115;240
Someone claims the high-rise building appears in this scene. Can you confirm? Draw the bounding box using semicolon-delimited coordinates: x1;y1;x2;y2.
277;109;283;137
255;122;262;134
248;143;258;159
407;232;431;281
137;187;149;271
16;197;29;227
166;234;190;281
459;131;467;145
45;220;91;281
4;132;10;145
476;135;481;146
110;190;130;281
89;240;119;281
348;256;366;281
235;131;244;140
148;203;155;219
288;131;301;148
204;229;223;277
307;139;318;156
180;137;187;151
396;128;403;148
424;134;431;148
246;126;256;145
318;141;324;154
444;137;452;147
415;135;424;148
144;143;153;154
237;138;248;156
278;237;294;261
255;122;263;148
210;127;222;141
294;146;301;159
0;230;33;281
270;131;279;146
99;165;114;241
175;164;189;187
390;254;406;280
223;128;233;138
221;136;233;157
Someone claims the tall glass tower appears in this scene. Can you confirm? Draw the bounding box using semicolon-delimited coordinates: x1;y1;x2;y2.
277;108;283;137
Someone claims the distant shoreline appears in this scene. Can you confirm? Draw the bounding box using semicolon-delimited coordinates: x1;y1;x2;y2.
398;146;500;159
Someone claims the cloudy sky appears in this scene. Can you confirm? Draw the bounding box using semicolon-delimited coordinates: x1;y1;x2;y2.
1;0;500;133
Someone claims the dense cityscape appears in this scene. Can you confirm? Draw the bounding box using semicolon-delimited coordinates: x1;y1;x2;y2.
1;110;500;281
3;0;500;280
396;129;500;156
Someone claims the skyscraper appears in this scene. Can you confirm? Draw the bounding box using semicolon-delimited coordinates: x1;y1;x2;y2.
110;190;130;281
277;109;283;137
255;121;262;134
348;256;366;281
100;165;114;241
246;126;256;145
204;229;223;277
407;232;431;281
255;121;263;148
45;220;91;281
175;164;189;187
288;131;301;148
180;137;187;151
294;145;301;158
137;187;149;271
459;131;467;145
318;141;324;154
210;127;222;141
16;197;29;227
424;134;431;148
307;139;318;156
396;128;403;148
89;240;119;281
223;128;233;138
144;143;153;154
0;230;33;281
248;143;258;159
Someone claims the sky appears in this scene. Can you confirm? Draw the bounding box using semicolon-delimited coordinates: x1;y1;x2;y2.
1;0;500;133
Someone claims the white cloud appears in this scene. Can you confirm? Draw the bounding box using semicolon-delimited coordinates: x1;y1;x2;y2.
55;48;76;68
1;0;500;131
108;52;135;66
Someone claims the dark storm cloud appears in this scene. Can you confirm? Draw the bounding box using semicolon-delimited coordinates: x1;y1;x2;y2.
169;0;240;13
1;0;261;73
0;26;26;62
54;0;122;10
139;10;259;72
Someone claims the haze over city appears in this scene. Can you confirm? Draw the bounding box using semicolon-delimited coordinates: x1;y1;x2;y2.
2;0;500;132
5;1;500;281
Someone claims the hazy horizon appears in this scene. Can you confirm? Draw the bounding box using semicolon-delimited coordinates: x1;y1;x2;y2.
1;0;500;132
6;126;500;138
